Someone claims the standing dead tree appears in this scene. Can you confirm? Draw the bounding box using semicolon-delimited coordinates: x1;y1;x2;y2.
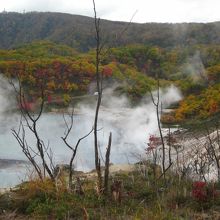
166;127;173;167
92;0;112;195
150;79;171;183
104;132;112;195
203;123;220;182
61;111;93;190
189;141;210;182
93;0;103;193
92;0;135;195
11;75;55;181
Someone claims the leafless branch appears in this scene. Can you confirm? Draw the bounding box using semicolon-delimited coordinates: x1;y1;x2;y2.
61;111;93;189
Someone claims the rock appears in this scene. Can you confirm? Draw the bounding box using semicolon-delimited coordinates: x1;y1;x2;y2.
109;164;135;173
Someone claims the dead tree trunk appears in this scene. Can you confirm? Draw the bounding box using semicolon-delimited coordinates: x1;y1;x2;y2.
10;76;55;181
92;0;133;195
93;0;102;193
104;132;112;196
150;78;167;183
62;111;93;190
205;124;220;183
92;0;112;194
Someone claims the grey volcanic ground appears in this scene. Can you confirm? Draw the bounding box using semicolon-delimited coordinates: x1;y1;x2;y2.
0;159;29;169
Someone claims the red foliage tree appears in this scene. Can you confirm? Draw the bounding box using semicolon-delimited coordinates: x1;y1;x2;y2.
102;66;113;77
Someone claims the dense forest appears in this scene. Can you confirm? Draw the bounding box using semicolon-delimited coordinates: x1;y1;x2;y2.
0;39;220;123
1;12;220;51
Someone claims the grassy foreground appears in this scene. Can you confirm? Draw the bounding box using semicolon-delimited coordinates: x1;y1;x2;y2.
1;164;220;219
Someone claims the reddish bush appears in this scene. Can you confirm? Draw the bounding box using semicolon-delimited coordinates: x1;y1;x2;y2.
146;135;161;152
102;66;113;77
47;94;52;103
192;181;207;202
193;181;206;188
18;101;34;111
192;181;219;202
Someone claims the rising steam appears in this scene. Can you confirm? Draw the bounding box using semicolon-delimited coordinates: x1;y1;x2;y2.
0;78;182;186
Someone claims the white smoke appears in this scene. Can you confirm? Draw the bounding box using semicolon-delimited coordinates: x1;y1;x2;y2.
182;51;207;83
0;76;19;133
0;76;16;113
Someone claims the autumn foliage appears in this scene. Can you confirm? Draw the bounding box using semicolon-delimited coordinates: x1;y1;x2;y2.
192;181;218;202
1;41;220;121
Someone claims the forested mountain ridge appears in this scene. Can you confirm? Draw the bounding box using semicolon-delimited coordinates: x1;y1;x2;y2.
1;12;220;51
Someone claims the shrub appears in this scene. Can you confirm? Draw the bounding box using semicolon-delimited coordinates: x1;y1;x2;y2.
192;181;207;202
191;181;220;211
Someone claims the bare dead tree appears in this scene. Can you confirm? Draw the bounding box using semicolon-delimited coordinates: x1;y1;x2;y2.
204;124;220;182
103;132;112;195
179;132;213;182
150;78;168;183
92;0;135;195
191;148;208;182
61;111;93;190
92;0;112;195
167;127;172;166
12;118;43;180
11;76;55;181
93;0;103;193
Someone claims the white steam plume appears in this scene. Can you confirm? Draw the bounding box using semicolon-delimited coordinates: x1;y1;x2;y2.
74;85;182;169
182;51;207;83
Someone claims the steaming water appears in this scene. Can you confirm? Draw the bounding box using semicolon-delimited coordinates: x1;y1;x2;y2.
0;108;159;188
0;112;147;188
0;84;182;188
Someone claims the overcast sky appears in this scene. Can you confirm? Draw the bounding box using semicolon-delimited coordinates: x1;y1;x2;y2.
0;0;219;23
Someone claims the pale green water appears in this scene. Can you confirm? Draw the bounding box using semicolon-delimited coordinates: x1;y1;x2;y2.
0;112;146;188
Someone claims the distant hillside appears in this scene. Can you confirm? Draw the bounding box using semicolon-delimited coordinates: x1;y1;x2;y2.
1;12;220;51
